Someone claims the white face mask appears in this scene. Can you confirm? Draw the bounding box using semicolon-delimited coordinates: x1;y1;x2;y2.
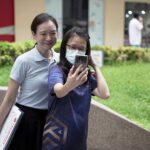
65;48;86;64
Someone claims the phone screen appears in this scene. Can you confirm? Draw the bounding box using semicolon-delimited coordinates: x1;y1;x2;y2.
74;55;88;69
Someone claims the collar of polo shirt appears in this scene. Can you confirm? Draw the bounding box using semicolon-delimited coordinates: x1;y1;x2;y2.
33;46;54;62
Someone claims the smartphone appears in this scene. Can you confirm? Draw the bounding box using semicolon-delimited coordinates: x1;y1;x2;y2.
74;55;88;70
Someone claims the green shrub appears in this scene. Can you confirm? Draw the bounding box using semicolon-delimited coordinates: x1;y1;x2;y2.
53;40;61;52
91;45;150;63
0;41;150;66
0;41;35;66
0;55;13;65
143;51;150;62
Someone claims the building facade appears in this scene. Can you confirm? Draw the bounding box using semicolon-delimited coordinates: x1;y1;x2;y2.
0;0;150;48
0;0;14;41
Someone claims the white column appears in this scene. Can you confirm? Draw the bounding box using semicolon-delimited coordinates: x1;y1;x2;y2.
45;0;63;40
88;0;104;46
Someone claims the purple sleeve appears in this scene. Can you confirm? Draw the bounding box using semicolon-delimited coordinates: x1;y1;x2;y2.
48;65;64;96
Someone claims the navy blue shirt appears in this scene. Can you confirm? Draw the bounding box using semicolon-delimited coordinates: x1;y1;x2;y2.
42;65;97;150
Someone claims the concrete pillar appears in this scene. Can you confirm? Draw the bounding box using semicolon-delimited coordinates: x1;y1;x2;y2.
14;0;45;41
104;0;124;47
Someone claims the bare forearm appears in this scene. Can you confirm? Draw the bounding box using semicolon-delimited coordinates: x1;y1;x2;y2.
54;83;72;98
0;95;15;126
0;79;19;126
94;66;110;99
53;66;89;98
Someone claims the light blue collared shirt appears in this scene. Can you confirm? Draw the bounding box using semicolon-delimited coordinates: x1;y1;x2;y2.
10;46;57;109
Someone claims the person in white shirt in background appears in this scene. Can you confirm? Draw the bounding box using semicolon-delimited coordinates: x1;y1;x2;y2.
129;12;143;47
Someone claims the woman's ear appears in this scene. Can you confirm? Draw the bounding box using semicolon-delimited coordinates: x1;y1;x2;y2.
56;31;59;38
32;31;36;40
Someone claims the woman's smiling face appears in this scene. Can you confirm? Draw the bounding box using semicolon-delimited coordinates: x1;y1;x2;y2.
33;20;57;51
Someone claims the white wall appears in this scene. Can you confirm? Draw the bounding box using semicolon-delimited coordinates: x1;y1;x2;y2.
15;0;45;41
88;0;104;46
45;0;63;40
104;0;125;47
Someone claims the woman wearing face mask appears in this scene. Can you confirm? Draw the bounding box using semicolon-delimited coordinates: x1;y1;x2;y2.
0;13;58;150
42;27;110;150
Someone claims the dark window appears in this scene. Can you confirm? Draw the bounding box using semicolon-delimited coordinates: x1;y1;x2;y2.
63;0;88;35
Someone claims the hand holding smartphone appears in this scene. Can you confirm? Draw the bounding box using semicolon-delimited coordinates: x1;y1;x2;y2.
74;55;88;71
